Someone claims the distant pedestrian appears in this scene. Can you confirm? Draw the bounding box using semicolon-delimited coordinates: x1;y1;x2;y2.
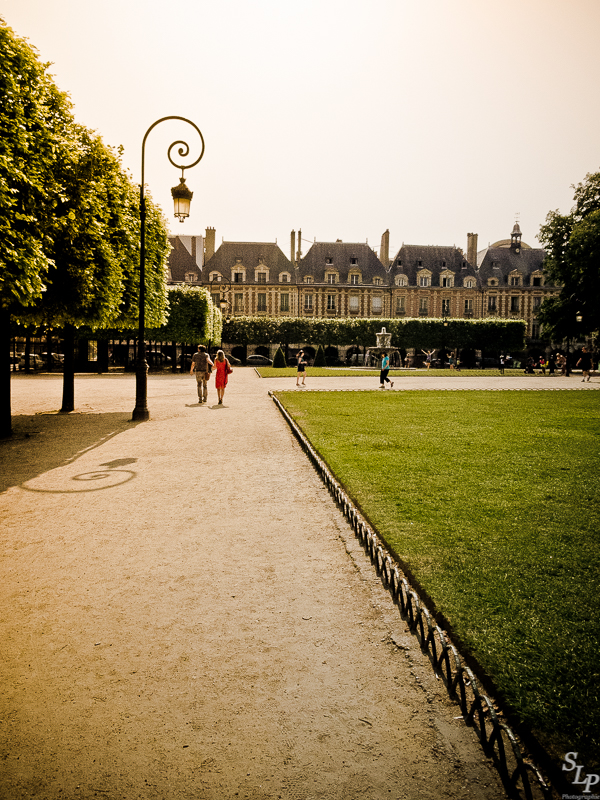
548;354;556;375
213;349;233;404
557;353;567;375
499;355;505;375
576;347;592;382
538;356;546;375
296;349;307;386
379;352;394;389
190;344;213;404
422;349;435;369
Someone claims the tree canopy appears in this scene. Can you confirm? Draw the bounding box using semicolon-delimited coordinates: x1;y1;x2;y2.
538;170;600;338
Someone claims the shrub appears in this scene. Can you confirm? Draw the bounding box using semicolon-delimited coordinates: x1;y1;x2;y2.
313;344;326;367
272;346;286;368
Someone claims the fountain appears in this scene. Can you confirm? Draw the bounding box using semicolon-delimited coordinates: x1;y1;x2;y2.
365;327;401;367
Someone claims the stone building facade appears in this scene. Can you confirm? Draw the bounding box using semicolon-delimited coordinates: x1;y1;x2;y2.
167;223;558;341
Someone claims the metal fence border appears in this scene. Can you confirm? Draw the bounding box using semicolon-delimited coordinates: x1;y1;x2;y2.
270;390;558;800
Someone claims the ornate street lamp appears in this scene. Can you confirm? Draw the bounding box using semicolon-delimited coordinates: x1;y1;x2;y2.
132;116;205;422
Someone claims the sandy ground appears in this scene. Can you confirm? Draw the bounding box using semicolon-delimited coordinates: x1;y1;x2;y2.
2;368;593;799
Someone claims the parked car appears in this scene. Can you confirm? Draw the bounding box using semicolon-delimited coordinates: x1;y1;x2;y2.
246;354;273;366
41;352;64;368
225;354;242;366
18;354;45;370
146;350;172;367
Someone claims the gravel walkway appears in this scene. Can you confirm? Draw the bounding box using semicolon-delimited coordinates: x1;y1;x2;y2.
2;368;584;799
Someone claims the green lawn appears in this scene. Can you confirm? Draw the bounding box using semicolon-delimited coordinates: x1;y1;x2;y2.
258;366;526;378
276;389;600;765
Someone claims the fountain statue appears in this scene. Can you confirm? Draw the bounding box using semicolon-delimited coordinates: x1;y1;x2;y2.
366;327;401;367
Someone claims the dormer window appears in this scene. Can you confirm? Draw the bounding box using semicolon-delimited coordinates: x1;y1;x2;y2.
395;275;407;287
419;275;430;287
441;276;453;288
209;272;222;282
350;257;358;265
256;272;267;284
185;272;198;282
510;275;521;286
327;273;338;284
325;257;333;265
417;260;423;267
279;272;290;283
488;278;497;287
304;276;313;284
373;277;383;286
233;272;244;283
350;274;360;285
465;279;474;289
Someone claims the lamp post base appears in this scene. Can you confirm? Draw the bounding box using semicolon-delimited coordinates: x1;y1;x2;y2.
131;361;150;422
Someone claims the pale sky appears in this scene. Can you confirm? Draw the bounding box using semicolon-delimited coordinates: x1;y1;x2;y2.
3;0;600;259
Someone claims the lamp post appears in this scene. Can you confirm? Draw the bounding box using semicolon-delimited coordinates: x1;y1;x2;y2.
208;276;231;355
132;117;205;422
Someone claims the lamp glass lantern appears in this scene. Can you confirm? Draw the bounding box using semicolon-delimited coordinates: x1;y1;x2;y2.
171;176;193;222
576;311;583;323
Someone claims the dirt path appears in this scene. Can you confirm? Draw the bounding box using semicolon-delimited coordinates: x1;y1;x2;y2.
0;370;513;799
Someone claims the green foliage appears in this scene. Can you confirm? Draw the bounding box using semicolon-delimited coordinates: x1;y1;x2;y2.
313;344;326;367
272;346;287;368
221;316;525;352
147;285;213;343
277;390;600;766
0;20;74;309
538;169;600;337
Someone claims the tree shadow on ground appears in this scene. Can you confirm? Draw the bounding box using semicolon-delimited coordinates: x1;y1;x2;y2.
0;412;140;494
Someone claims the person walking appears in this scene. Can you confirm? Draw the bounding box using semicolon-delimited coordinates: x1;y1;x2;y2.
499;354;505;375
296;349;307;387
379;352;394;389
213;349;233;404
190;344;213;404
576;346;592;382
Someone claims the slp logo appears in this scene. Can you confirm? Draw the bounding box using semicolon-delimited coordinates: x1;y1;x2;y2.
562;753;600;795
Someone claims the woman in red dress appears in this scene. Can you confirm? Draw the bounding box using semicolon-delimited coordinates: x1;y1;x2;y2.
213;350;232;405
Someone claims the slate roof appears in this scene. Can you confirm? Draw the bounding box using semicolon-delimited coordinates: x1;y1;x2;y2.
298;241;387;284
167;237;201;282
203;242;296;284
478;245;548;285
389;244;479;287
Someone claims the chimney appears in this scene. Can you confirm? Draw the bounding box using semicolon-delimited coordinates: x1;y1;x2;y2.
296;228;302;264
290;230;296;268
467;232;478;268
204;227;216;264
380;229;390;266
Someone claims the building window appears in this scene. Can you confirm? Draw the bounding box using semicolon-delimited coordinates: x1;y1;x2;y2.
280;293;290;312
185;272;197;282
396;260;402;266
350;274;359;285
304;293;313;311
256;272;267;284
465;279;474;289
510;296;520;312
349;295;359;312
442;298;450;314
532;276;542;286
327;273;337;284
488;278;497;286
234;272;244;283
373;277;383;286
442;277;453;288
464;299;473;313
395;275;407;287
488;296;497;311
396;296;406;314
234;293;243;312
304;276;313;284
510;276;520;286
257;293;267;312
327;294;336;311
419;276;429;287
350;257;358;265
532;322;540;338
211;293;220;306
533;296;542;308
372;296;382;313
417;260;423;266
419;298;428;315
280;273;289;283
325;257;333;265
209;272;222;282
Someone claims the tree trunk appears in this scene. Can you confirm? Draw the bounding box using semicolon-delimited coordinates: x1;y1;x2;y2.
61;325;75;413
0;309;12;438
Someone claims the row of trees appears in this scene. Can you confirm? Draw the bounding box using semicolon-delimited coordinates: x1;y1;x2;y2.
222;316;526;353
1;20;185;436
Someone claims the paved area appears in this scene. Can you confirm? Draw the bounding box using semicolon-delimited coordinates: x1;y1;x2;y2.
2;368;591;799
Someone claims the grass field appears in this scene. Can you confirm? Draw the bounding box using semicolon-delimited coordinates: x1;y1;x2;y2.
276;389;600;766
258;366;526;378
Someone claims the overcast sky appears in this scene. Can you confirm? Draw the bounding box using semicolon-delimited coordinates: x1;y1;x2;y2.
3;0;600;259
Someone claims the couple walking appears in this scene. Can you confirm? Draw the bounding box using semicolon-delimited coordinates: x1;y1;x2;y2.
190;345;232;405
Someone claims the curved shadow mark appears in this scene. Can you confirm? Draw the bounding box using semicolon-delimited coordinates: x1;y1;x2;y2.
21;469;136;494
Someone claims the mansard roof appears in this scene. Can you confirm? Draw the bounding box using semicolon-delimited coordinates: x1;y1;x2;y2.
167;236;201;282
204;241;296;284
299;241;387;283
478;245;548;285
389;244;479;286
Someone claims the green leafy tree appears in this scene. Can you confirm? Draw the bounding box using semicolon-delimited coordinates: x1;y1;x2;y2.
538;170;600;338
